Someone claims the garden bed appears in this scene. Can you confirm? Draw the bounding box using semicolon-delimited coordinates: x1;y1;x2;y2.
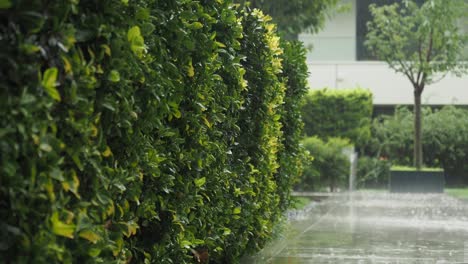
389;167;444;193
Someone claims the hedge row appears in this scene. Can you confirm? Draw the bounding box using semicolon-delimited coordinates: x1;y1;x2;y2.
364;106;468;186
0;1;308;263
297;137;351;192
301;88;373;146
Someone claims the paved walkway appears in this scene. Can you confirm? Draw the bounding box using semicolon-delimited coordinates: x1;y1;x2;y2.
246;191;468;264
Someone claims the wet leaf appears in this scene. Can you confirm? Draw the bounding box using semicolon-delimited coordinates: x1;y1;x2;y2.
41;67;61;101
194;177;206;187
79;230;101;244
50;212;75;239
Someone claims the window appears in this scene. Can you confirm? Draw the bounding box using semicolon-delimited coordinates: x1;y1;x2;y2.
356;0;425;61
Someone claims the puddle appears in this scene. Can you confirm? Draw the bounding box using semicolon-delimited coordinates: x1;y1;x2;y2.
245;191;468;264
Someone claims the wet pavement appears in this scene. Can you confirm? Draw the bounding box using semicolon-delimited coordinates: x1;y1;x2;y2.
245;191;468;264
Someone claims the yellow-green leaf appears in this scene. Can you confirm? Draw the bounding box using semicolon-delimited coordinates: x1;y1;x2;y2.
108;70;120;82
173;109;182;119
41;67;61;101
215;41;226;48
62;56;72;74
127;26;146;58
88;248;101;258
188;22;203;30
194;177;206;187
50;212;75;239
79;230;101;244
187;60;195;77
232;207;241;215
202;116;212;128
121;221;138;238
21;44;40;54
102;146;112;157
62;169;81;199
101;44;111;56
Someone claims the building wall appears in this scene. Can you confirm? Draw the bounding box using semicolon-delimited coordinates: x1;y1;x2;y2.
308;61;468;105
300;0;468;105
298;0;356;61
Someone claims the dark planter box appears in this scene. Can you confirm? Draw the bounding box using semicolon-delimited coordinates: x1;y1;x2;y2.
389;170;444;193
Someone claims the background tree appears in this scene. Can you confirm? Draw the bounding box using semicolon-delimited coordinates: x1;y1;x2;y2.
233;0;339;39
365;0;468;169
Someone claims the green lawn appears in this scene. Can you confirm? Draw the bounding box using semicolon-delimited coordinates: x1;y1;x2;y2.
391;166;443;172
445;188;468;199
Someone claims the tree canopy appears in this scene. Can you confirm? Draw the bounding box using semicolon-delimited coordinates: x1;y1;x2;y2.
365;0;468;169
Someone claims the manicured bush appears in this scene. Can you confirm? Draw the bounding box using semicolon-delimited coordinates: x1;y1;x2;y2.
363;106;414;165
364;106;468;185
297;137;351;192
356;156;390;189
276;40;309;211
0;1;308;263
301;88;373;146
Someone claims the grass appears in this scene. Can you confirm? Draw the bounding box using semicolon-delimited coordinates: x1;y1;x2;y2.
445;188;468;199
391;165;443;172
291;196;312;210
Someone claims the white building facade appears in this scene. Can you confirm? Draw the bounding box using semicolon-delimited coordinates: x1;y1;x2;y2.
299;0;468;107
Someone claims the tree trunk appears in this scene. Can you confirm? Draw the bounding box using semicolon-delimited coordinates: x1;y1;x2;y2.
413;89;423;170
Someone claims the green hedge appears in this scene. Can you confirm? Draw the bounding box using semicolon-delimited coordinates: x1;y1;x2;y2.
301;88;373;146
364;106;468;186
356;156;390;189
276;40;309;211
297;137;351;192
0;1;307;263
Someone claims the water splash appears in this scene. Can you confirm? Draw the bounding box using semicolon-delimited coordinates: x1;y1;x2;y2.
245;191;468;264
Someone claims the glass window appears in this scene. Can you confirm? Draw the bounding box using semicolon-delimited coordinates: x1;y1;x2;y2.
356;0;425;61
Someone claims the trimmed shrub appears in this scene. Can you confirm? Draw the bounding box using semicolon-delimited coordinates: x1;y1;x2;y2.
356;156;391;189
301;88;373;146
297;137;351;192
276;40;309;212
0;2;307;263
364;106;468;186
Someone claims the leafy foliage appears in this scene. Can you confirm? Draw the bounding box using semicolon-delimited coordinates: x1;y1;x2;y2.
297;137;351;192
0;1;308;263
364;106;468;186
301;88;373;146
276;40;309;212
365;0;468;168
356;156;391;189
233;0;339;38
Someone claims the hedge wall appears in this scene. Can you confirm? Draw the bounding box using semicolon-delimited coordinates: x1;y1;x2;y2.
0;1;307;263
365;106;468;186
297;137;351;192
302;88;373;146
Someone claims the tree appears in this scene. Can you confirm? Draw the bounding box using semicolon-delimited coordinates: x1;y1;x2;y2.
365;0;468;169
233;0;339;39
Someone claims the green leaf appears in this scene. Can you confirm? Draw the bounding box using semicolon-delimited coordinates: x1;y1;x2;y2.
50;212;75;239
127;26;146;58
21;44;40;54
187;60;195;77
108;70;120;82
180;240;191;249
188;22;203;30
88;247;101;257
79;230;101;244
194;177;206;187
120;221;138;238
232;207;241;215
0;0;12;9
41;67;61;101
